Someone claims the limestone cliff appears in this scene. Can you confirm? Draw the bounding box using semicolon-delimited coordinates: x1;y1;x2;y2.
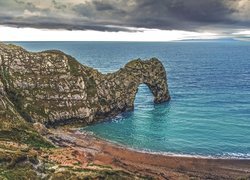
0;43;170;127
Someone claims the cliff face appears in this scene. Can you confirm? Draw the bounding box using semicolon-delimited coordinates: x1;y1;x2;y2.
0;43;170;127
0;43;169;178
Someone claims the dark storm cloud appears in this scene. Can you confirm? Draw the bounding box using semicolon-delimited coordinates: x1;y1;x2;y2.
120;0;248;31
1;16;135;32
0;0;249;32
93;1;115;11
137;0;235;23
51;0;67;10
14;0;37;11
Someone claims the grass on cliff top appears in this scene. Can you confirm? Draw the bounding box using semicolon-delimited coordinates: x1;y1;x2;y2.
0;128;53;149
0;113;53;149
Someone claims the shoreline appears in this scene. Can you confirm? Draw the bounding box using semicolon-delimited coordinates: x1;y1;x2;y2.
79;130;250;160
47;128;250;179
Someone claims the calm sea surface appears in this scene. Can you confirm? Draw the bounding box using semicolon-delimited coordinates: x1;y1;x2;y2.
12;41;250;158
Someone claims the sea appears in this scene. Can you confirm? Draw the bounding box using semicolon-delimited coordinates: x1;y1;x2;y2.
11;40;250;159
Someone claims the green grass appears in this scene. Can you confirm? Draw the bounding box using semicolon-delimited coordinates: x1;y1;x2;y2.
0;165;39;180
0;129;54;148
87;162;113;169
67;56;82;76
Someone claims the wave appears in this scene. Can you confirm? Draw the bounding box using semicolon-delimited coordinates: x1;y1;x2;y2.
80;130;250;160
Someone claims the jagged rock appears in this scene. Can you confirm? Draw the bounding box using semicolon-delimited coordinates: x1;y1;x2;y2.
33;122;49;135
0;43;170;127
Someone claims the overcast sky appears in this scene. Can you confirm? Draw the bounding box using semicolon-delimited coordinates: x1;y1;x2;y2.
0;0;250;41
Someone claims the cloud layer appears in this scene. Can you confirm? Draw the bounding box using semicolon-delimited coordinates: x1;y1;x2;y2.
0;0;249;32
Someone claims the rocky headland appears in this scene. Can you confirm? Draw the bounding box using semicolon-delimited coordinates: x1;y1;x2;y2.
0;43;249;179
0;43;170;127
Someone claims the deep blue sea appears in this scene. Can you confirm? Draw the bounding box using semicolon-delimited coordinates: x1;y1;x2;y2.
12;41;250;159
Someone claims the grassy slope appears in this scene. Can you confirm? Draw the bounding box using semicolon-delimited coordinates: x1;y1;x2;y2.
0;97;145;179
0;74;146;179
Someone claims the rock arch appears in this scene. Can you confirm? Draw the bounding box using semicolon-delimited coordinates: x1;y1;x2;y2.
125;59;170;104
0;43;170;126
94;58;170;120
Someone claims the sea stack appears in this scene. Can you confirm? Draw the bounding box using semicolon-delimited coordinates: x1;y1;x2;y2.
0;43;170;127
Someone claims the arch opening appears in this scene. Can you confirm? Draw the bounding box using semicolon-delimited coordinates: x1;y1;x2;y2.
134;84;155;110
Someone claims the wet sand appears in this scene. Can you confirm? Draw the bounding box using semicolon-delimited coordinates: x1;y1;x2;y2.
48;129;250;179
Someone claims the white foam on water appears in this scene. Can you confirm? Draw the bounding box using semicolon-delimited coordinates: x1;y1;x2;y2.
79;130;250;160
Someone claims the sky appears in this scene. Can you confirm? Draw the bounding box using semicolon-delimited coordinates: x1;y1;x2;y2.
0;0;250;41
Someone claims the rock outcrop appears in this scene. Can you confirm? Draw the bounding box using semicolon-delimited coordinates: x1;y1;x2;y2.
0;43;170;127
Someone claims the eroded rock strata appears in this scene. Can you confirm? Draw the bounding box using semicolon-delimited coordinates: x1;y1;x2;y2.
0;42;170;178
0;43;170;127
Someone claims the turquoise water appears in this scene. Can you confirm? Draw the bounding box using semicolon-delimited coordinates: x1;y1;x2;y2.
12;41;250;158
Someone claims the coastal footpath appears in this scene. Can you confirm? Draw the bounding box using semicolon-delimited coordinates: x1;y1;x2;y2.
0;43;249;179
